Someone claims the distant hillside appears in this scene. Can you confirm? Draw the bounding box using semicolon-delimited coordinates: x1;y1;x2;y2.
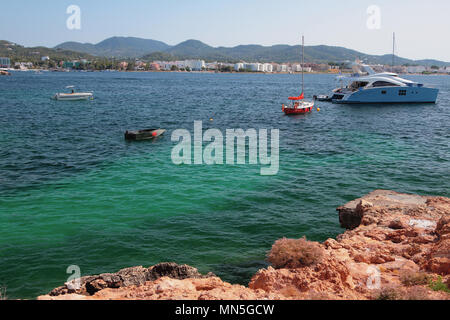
156;41;450;66
0;40;94;63
164;40;229;61
55;37;171;58
11;36;450;67
141;51;180;62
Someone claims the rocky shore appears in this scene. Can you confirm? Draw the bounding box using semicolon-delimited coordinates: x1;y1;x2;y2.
39;190;449;300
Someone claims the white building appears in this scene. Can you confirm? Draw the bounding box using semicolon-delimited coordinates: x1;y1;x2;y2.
277;64;288;72
257;63;265;72
244;63;265;72
262;63;273;72
234;63;245;71
41;56;50;62
407;66;426;74
206;62;218;70
184;60;206;71
291;64;312;73
243;63;256;71
15;62;33;70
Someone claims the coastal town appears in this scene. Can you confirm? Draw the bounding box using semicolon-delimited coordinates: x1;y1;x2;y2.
1;55;449;75
1;0;449;307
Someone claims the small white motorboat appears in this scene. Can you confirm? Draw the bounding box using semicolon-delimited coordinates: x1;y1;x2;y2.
313;94;332;102
53;86;93;101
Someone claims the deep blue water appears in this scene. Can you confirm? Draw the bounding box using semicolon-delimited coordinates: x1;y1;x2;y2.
0;71;449;299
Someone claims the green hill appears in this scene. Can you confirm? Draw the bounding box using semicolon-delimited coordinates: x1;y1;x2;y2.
55;37;171;58
154;41;450;66
0;40;94;64
7;37;450;67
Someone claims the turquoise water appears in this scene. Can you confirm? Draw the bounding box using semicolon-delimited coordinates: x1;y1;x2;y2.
0;72;449;299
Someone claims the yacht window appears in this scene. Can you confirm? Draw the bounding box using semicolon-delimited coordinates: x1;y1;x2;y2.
349;81;369;90
372;81;399;87
399;90;407;96
381;90;387;94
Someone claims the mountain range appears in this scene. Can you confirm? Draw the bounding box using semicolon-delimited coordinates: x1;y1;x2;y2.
10;36;450;67
55;37;170;59
0;40;94;63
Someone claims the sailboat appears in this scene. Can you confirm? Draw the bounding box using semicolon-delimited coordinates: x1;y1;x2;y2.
282;35;315;114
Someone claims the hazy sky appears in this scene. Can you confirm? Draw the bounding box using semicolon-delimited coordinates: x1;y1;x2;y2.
1;0;449;61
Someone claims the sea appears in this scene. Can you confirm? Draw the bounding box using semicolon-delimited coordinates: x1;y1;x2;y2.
0;71;449;299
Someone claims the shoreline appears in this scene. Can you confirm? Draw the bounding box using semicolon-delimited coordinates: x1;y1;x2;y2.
7;69;450;76
37;190;450;300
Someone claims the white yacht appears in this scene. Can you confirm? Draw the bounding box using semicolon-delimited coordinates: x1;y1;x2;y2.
329;34;439;104
330;73;439;104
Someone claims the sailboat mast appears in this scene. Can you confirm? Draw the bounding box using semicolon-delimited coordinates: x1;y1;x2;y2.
302;35;304;94
392;32;396;68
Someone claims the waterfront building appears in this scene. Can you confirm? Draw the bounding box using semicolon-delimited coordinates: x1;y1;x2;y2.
15;62;33;70
205;62;218;70
263;63;273;73
63;61;80;69
257;63;264;72
407;66;426;74
184;60;206;71
118;61;129;70
234;63;244;71
149;63;161;71
176;61;186;69
244;63;261;72
328;66;340;73
0;57;11;68
277;64;288;72
135;61;147;70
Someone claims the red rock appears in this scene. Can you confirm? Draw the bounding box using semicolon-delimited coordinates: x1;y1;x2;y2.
38;190;450;301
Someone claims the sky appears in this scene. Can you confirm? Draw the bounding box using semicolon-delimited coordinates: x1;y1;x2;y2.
1;0;449;61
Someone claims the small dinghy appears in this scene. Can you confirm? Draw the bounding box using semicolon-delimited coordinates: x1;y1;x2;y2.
313;95;332;102
53;86;93;101
125;129;166;141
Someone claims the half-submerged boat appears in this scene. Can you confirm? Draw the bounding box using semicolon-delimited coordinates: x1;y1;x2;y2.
282;36;315;114
53;86;93;101
125;129;166;141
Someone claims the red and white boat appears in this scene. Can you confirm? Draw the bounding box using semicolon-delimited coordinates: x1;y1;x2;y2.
282;36;314;115
282;95;315;114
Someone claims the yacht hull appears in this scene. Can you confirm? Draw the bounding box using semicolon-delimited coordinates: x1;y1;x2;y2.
332;87;439;104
